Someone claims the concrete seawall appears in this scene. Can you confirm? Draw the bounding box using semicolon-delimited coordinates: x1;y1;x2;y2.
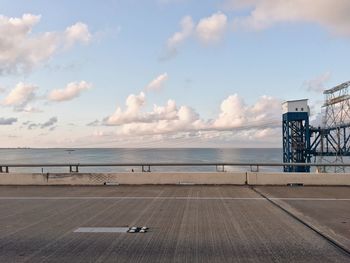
247;172;350;185
0;172;246;185
0;172;350;185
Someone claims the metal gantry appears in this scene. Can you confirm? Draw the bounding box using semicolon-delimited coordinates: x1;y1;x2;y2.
283;81;350;173
309;81;350;172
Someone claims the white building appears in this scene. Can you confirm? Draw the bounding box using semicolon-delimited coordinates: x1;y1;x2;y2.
282;99;309;114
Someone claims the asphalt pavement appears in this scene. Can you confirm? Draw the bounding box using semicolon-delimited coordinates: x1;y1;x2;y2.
0;185;349;262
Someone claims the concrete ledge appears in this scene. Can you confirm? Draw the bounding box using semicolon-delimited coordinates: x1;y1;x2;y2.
0;174;48;185
1;172;350;186
0;172;247;185
248;172;350;185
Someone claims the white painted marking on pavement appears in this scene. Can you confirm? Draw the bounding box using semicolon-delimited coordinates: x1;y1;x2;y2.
271;197;350;201
0;196;349;201
74;227;129;233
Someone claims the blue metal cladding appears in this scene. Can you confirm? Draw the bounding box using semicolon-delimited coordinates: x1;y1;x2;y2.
282;112;311;172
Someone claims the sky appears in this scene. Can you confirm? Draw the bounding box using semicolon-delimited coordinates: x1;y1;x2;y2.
0;0;349;148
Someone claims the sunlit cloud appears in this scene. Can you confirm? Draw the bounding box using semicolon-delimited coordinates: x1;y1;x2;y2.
103;91;281;139
227;0;350;36
1;82;38;112
196;12;228;44
163;12;228;58
145;73;169;91
48;81;92;102
166;16;194;57
0;13;92;75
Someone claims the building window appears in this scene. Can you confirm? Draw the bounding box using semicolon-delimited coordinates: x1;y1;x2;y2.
295;108;298;111
301;107;304;111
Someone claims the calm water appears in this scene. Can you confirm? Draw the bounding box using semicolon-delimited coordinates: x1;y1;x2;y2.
0;148;282;173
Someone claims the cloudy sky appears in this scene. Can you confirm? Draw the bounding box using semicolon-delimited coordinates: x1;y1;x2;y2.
0;0;349;148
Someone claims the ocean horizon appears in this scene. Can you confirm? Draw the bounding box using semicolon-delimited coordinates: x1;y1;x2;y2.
0;148;283;173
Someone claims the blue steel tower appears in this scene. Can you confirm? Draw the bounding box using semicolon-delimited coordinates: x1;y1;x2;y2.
282;99;311;172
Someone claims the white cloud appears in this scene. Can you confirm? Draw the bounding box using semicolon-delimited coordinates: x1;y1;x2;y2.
2;80;90;112
105;92;146;125
304;72;331;92
105;92;182;126
164;12;227;58
104;91;281;139
213;94;281;130
151;100;178;120
104;91;204;135
0;13;92;75
145;73;169;91
2;82;38;111
49;92;283;147
213;94;246;128
196;12;228;43
48;81;92;102
64;22;91;48
116;105;203;136
229;0;350;36
250;95;282;121
166;16;194;55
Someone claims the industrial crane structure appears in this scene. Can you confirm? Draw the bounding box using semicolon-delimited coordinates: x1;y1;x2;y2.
282;81;350;172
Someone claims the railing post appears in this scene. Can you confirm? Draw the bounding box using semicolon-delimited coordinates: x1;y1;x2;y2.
0;162;348;174
0;166;9;173
69;165;79;173
142;165;151;172
216;165;225;172
250;165;259;172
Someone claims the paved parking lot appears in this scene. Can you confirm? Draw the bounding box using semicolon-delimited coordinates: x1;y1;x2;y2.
0;185;349;262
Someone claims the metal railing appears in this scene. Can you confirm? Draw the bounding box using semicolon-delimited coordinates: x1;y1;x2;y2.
1;162;350;173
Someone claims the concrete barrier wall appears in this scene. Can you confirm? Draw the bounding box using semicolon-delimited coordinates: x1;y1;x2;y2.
0;174;48;185
1;172;350;185
0;172;247;185
247;172;350;185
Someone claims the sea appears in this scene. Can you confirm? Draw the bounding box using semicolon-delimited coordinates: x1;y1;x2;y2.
0;148;283;173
